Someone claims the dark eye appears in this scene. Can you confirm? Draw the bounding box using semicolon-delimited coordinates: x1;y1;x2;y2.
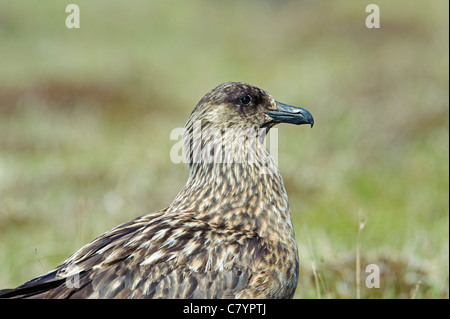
239;95;252;106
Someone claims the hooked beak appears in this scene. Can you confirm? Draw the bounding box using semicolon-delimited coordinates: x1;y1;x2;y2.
265;102;314;128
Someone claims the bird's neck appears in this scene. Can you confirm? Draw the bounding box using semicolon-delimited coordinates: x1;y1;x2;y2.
168;134;295;243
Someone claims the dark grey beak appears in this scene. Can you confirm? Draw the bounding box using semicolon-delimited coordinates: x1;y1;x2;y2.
265;102;314;127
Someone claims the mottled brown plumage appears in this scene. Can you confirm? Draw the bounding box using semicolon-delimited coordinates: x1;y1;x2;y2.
0;82;313;299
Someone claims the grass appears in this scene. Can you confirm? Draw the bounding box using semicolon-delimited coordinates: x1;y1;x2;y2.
0;0;448;298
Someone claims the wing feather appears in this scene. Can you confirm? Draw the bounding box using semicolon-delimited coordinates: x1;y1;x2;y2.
0;210;268;299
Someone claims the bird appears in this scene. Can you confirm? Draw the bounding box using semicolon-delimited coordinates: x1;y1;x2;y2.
0;82;314;299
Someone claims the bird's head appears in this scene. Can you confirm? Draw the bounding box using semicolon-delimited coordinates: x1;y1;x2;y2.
186;82;314;131
183;82;313;168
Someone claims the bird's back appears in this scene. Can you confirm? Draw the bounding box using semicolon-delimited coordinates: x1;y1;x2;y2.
0;209;297;299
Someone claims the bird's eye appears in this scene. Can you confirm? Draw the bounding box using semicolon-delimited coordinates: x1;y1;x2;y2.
239;95;252;106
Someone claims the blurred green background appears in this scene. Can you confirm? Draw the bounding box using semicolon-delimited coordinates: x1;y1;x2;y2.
0;0;448;298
